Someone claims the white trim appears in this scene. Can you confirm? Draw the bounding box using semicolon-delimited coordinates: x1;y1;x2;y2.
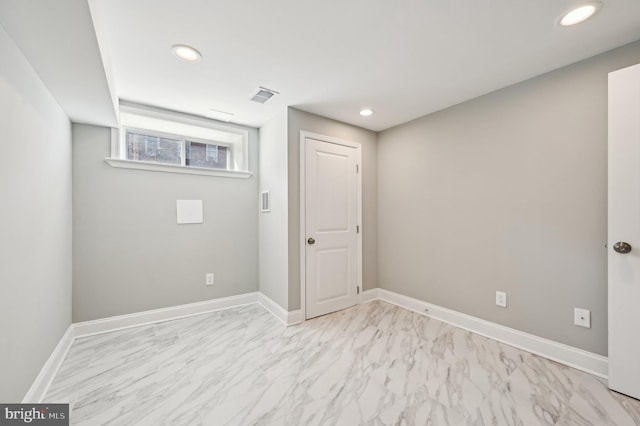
287;310;303;325
355;147;363;303
362;288;608;378
110;127;120;158
299;132;307;322
258;293;303;326
299;131;362;150
104;157;252;179
360;287;381;303
74;292;260;338
119;101;250;171
112;102;250;174
299;131;363;322
22;326;75;403
24;292;304;402
26;289;609;403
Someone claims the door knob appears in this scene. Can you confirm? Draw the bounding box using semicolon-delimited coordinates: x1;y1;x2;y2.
613;241;632;254
307;237;316;245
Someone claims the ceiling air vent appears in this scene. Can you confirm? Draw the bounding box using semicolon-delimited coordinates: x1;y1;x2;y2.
249;87;279;104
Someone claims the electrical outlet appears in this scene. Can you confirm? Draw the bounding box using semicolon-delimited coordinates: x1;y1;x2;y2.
206;273;214;286
496;291;507;308
574;308;591;328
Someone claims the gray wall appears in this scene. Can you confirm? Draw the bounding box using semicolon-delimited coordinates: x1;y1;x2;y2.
287;108;378;311
0;25;72;401
72;123;259;322
378;40;640;356
258;111;289;310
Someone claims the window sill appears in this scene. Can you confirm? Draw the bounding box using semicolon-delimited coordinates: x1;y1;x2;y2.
104;158;253;179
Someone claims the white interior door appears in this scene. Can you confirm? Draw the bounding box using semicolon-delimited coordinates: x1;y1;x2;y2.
608;62;640;400
304;136;360;319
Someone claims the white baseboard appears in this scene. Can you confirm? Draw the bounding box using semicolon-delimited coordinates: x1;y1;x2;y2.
363;288;608;379
25;291;304;401
287;310;303;325
73;292;260;338
22;326;75;403
32;288;604;404
360;287;380;303
258;293;303;326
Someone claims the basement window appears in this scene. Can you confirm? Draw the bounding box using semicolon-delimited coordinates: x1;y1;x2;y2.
124;129;231;169
105;103;251;178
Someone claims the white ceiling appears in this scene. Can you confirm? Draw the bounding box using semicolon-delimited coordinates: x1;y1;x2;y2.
3;0;640;131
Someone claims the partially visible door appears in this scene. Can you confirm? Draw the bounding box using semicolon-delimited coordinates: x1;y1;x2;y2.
608;63;640;400
304;136;360;319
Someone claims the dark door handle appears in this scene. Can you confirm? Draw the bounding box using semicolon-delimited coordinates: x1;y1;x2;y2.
307;237;315;245
613;242;632;254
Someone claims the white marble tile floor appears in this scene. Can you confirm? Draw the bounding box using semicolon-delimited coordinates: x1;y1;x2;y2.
45;301;640;425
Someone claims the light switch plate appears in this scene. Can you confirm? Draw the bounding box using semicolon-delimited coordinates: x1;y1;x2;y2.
176;200;203;224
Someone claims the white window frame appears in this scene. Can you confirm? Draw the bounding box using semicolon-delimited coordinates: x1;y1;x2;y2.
105;102;252;179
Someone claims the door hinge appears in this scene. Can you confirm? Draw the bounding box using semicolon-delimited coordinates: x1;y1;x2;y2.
356;164;359;174
357;225;360;234
357;286;360;295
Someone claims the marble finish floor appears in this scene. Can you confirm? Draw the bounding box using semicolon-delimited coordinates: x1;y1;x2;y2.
45;301;640;425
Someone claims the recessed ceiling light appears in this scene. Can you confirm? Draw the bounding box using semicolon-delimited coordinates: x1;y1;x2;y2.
559;3;601;26
360;108;374;117
171;44;202;62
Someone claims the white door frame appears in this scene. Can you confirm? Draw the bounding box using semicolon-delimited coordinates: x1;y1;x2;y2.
299;131;363;321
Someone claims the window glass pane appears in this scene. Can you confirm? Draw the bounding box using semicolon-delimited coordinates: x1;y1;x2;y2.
186;141;228;169
126;131;182;165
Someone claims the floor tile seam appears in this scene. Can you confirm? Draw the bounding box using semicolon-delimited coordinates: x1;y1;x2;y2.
500;361;537;404
74;305;254;347
453;347;532;381
566;384;638;425
44;373;91;396
497;354;532;385
50;302;620;424
559;392;599;423
552;397;590;426
43;389;79;407
504;360;576;415
387;303;554;370
365;360;461;400
446;390;494;425
50;359;93;383
458;395;489;425
404;382;479;421
46;364;129;397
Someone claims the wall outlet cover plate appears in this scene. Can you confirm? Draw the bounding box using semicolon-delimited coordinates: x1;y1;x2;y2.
574;308;591;328
206;273;214;286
